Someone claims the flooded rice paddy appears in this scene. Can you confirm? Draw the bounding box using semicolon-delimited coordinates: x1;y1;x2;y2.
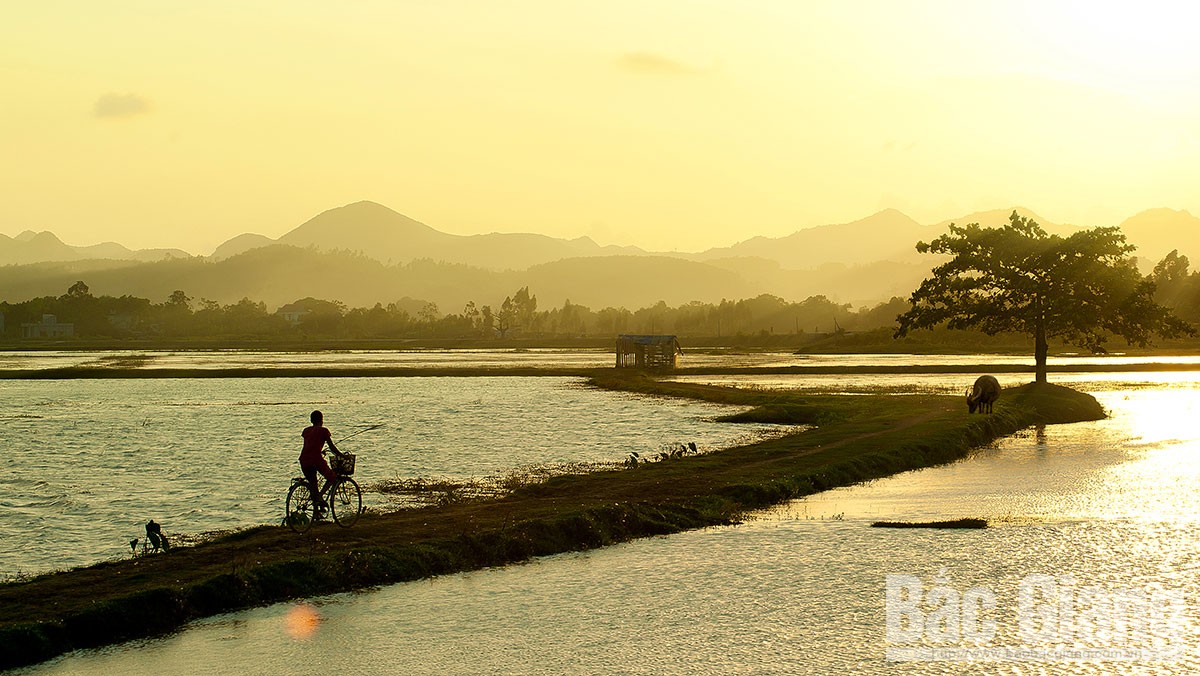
1;375;788;577
9;350;1200;673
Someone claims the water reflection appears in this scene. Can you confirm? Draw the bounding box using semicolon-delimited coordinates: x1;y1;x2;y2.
0;348;806;371
17;374;1200;674
1;376;789;577
670;369;1200;395
7;348;1200;372
283;603;321;641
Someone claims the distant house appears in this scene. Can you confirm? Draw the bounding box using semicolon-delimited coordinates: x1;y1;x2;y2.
22;314;74;339
275;297;346;328
616;334;682;369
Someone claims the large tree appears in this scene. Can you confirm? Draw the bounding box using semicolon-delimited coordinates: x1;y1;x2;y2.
896;211;1193;383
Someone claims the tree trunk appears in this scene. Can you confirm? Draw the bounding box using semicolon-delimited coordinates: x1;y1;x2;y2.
1034;320;1048;384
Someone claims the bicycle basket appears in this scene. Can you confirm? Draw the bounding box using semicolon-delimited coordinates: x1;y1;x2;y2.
332;453;356;476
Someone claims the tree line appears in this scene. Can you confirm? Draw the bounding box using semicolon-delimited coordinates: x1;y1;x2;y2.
5;222;1197;363
897;212;1195;382
1149;250;1200;325
0;282;908;341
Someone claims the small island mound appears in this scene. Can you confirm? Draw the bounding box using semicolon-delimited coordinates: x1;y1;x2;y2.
0;374;1103;670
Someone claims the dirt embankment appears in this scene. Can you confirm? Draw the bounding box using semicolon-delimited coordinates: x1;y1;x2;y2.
0;373;1103;670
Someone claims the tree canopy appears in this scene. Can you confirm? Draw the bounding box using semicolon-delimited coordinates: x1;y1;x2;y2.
896;211;1194;382
1;282;887;343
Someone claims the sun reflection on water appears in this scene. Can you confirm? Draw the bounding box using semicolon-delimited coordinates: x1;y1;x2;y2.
1105;385;1200;447
284;603;321;640
20;372;1200;674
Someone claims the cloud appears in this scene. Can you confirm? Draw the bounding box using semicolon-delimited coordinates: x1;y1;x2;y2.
93;92;152;119
616;52;701;75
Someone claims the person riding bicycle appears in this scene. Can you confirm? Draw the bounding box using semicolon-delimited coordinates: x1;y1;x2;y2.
299;410;348;515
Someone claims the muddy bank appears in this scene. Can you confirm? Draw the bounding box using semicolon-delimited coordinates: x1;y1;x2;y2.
0;375;1103;670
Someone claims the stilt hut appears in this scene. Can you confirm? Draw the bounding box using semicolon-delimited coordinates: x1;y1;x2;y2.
616;335;682;369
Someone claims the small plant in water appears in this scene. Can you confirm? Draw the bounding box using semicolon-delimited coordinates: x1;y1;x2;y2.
1;570;35;586
435;485;466;507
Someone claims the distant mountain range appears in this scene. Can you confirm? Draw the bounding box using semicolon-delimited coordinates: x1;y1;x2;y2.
0;247;758;311
0;230;189;266
212;201;646;270
693;208;929;267
697;206;1199;270
3;201;1199;311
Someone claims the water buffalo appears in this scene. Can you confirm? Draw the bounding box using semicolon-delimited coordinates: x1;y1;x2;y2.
967;375;1000;414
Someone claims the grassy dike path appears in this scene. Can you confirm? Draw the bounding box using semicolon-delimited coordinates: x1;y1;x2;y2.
0;372;1104;670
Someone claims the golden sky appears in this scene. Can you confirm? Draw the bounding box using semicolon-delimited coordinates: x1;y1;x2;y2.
4;1;1199;254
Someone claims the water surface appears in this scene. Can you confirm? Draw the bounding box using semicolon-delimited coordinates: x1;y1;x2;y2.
13;359;1200;674
2;376;786;577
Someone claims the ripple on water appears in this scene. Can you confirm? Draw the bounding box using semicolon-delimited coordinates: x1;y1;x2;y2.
0;376;792;577
13;367;1200;674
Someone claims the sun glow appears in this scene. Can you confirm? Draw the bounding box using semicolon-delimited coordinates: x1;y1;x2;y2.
1109;382;1200;447
284;603;321;640
1021;2;1200;101
5;2;1200;251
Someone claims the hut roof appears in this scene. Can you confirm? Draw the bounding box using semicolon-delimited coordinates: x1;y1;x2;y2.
617;334;677;344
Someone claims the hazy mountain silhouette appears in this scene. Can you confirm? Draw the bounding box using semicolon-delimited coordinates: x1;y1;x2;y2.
0;246;760;312
217;201;647;270
0;247;476;310
928;207;1061;232
210;233;275;260
696;209;931;267
704;256;932;307
700;207;1072;271
522;256;755;308
930;207;1199;269
700;205;1197;274
0;231;187;266
6;201;1199;312
277;202;446;257
1116;208;1200;268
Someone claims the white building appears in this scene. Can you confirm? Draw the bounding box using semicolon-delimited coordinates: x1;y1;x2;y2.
22;314;75;339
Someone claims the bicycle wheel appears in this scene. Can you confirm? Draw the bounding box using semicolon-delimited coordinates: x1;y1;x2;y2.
329;477;362;528
286;481;316;533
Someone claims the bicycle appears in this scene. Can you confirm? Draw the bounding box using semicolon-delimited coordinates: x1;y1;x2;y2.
285;452;363;533
128;519;171;556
